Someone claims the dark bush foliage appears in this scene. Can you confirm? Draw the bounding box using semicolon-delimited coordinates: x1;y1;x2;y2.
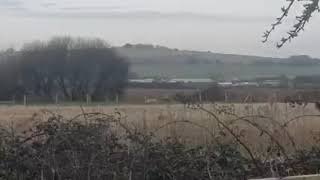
0;112;250;180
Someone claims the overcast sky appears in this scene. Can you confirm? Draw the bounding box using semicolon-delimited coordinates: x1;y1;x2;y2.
0;0;319;57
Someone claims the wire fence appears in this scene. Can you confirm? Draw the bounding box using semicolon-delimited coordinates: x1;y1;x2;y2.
0;94;120;106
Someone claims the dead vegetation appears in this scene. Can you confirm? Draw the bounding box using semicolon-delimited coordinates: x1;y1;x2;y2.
1;102;320;179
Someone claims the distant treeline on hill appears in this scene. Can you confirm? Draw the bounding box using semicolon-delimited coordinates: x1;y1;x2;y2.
115;43;320;66
0;36;129;101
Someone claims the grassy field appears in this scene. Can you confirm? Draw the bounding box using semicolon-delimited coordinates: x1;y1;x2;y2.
131;64;320;79
1;103;320;153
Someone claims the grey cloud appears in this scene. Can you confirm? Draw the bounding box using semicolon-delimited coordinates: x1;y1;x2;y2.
11;10;273;23
0;0;28;13
41;2;57;8
0;0;21;6
0;0;274;23
59;5;125;11
0;0;23;9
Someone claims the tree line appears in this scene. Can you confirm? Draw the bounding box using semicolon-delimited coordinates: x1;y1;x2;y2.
0;37;129;102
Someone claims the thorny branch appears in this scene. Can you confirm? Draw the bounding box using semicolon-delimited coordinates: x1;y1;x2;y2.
263;0;319;48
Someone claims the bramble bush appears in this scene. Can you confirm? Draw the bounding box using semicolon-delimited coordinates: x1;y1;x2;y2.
1;107;320;180
0;111;250;180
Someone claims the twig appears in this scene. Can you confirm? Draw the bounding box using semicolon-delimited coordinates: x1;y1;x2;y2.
199;106;264;175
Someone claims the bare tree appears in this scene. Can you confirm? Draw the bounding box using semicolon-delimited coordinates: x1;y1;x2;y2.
0;36;129;102
61;37;129;101
20;40;65;98
0;49;21;100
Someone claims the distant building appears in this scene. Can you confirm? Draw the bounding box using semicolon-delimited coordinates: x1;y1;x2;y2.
255;75;289;88
128;78;215;89
233;82;259;87
169;78;214;83
218;82;233;88
129;78;214;84
129;79;154;83
261;80;282;87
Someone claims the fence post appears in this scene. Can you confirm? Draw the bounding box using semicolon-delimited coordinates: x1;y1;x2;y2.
55;94;59;105
105;96;108;104
198;89;202;103
116;94;119;104
86;94;91;105
225;92;228;103
12;96;15;105
23;95;27;106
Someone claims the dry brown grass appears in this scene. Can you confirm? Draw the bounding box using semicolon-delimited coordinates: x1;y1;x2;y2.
1;103;320;153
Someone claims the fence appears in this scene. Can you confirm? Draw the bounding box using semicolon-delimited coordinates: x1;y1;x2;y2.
0;94;120;106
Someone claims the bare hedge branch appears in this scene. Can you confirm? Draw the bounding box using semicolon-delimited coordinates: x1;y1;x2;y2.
263;0;320;48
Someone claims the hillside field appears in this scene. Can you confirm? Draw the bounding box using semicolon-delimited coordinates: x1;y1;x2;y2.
131;64;320;79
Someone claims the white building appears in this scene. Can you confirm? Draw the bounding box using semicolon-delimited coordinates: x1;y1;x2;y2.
168;78;214;83
129;79;154;83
